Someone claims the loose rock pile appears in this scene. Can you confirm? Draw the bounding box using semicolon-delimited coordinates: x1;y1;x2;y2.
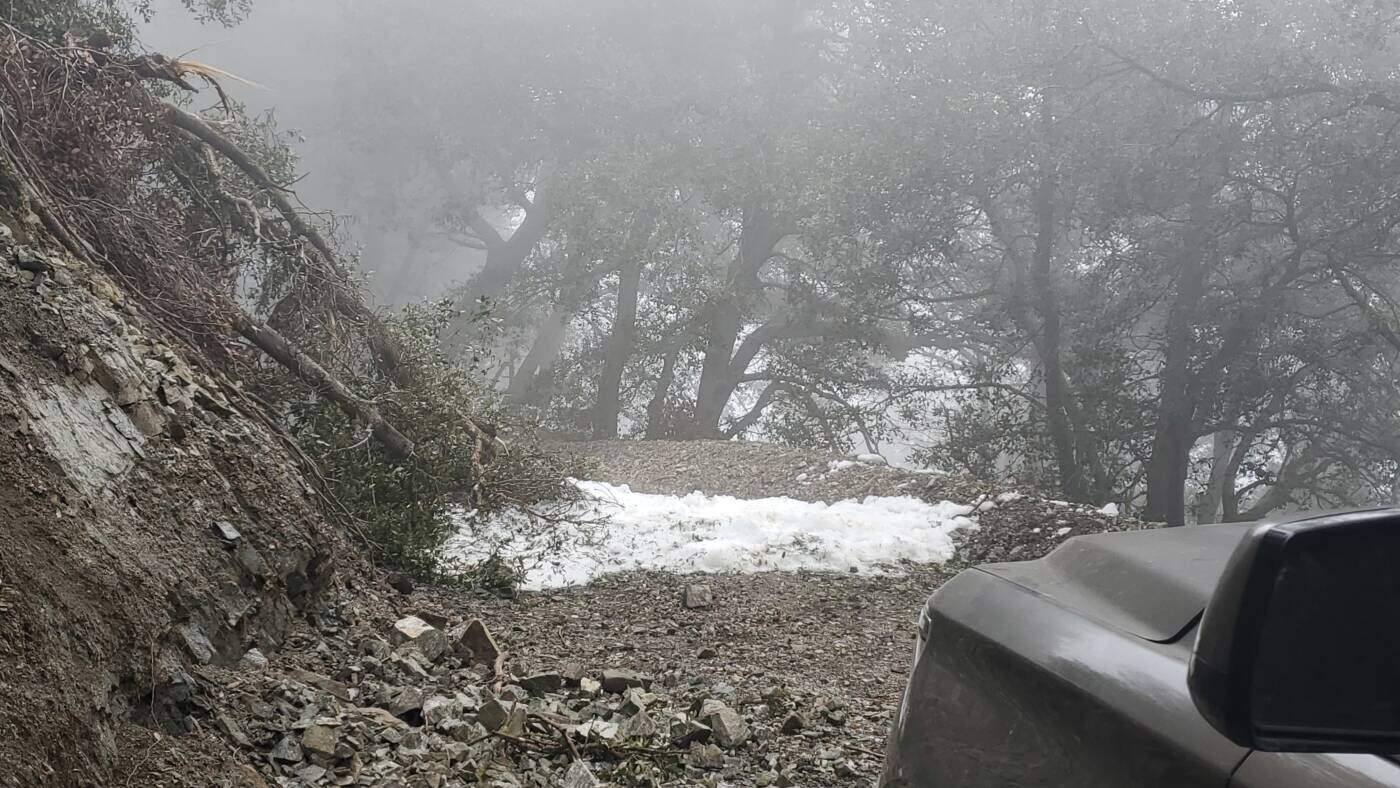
199;603;860;787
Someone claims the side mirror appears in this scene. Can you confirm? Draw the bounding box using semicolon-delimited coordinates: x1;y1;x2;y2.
1188;509;1400;753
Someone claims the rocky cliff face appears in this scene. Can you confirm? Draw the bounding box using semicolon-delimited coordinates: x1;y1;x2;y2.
0;211;344;786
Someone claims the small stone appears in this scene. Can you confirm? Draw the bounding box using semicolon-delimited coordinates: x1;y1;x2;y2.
825;708;848;727
214;712;251;747
518;672;564;694
618;707;657;739
559;662;586;685
682;584;714;609
477;699;512;732
234;543;268;578
834;759;860;778
600;669;652;694
452;618;501;666
301;724;338;762
672;718;712;745
176;622;214;664
239;648;268;670
686;743;726;770
560;760;600;788
780;712;807;735
503;703;528;737
706;706;750;748
270;734;302;763
386;686;425;719
212;520;241;542
295;764;327;782
390;616;449;662
578;677;602;696
422;695;463;728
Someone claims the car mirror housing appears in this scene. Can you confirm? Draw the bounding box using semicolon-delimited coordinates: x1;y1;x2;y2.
1188;509;1400;753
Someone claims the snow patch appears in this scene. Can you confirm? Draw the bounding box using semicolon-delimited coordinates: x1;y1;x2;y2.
445;481;978;590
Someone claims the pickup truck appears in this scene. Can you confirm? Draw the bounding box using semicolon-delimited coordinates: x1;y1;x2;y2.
881;509;1400;786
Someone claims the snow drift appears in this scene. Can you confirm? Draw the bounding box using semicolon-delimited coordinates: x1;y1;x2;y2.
445;480;979;589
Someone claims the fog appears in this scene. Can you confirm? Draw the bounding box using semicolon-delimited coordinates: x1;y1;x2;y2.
128;0;1400;523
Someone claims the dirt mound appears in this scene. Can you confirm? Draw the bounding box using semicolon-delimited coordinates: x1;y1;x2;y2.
0;213;348;784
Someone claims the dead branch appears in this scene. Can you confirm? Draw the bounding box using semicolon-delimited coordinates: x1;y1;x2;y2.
162;104;417;389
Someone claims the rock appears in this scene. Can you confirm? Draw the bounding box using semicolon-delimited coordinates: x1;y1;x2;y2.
518;672;564;694
672;718;712;745
559;661;586;685
686;743;726;770
780;712;807;734
696;646;718;659
824;708;848;727
477;699;513;732
618;707;658;739
234;543;268;579
415;610;452;629
270;734;303;763
386;686;426;720
578;677;602;696
452;618;502;666
422;695;464;728
239;648;268;670
834;759;860;778
503;703;528;737
176;622;215;664
707;706;750;747
681;584;713;609
600;668;652;694
560;760;600;788
212;520;241;542
300;724;338;763
386;572;415;595
390;616;449;662
214;712;251;747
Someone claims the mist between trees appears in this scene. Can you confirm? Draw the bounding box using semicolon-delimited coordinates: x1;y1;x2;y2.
120;0;1400;525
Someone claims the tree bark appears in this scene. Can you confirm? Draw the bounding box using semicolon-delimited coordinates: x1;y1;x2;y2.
229;314;415;460
644;344;680;439
592;258;642;438
689;205;783;437
1026;94;1087;502
507;308;570;404
1144;184;1215;525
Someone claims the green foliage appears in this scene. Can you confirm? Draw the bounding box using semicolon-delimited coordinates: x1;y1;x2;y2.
290;300;582;582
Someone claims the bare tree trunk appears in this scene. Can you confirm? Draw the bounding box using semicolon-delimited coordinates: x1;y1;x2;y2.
1145;185;1214;525
689;205;782;437
1027;94;1086;502
507;308;570;404
592;258;642;438
645;344;680;439
1193;428;1236;523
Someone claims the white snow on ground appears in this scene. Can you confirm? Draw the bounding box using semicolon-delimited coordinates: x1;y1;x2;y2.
444;480;979;590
